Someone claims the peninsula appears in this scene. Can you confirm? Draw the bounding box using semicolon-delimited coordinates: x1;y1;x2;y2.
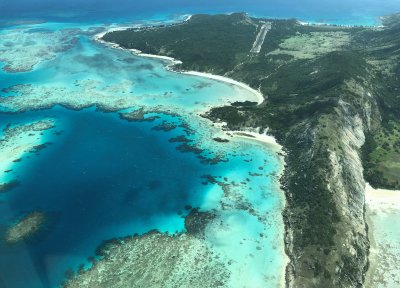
97;13;400;287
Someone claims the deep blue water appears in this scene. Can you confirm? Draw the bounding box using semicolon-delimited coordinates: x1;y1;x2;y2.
0;107;218;287
1;0;400;25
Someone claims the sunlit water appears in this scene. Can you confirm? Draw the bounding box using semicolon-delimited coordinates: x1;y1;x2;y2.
0;18;286;288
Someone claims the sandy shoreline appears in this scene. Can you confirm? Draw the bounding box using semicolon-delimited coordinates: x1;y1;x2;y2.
230;129;283;151
365;183;400;288
296;20;381;28
365;183;400;208
95;38;264;105
183;71;264;105
93;20;265;106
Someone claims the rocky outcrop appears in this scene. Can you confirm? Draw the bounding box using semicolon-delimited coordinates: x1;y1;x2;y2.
325;101;368;287
284;80;381;287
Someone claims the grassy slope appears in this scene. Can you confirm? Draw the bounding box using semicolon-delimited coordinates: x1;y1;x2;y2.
103;13;400;286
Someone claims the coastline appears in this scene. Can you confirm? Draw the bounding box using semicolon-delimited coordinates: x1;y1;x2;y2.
93;24;264;106
183;71;264;105
95;19;288;287
3;11;400;287
83;10;400;288
229;129;284;153
296;19;382;28
364;183;400;287
365;183;400;208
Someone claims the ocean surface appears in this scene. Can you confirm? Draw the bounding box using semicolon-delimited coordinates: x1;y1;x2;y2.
0;16;285;288
1;0;400;26
1;1;400;287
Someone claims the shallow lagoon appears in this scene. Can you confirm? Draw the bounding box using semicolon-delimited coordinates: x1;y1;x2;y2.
0;19;286;288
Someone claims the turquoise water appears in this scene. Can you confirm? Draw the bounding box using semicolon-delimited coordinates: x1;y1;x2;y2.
0;19;286;288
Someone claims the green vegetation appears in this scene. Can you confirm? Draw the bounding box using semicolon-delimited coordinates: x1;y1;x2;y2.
103;13;400;287
363;122;400;189
354;13;400;189
104;13;258;74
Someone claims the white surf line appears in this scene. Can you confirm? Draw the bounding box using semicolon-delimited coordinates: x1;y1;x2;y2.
94;14;193;42
250;22;271;53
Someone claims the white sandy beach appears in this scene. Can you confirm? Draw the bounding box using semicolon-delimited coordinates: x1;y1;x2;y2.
183;71;264;105
365;183;400;208
365;183;400;288
230;129;283;153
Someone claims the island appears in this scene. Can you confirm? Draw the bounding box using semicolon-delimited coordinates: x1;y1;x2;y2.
96;12;400;287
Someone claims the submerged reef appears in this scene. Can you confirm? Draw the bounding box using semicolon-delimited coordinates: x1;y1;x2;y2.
0;180;19;193
119;109;160;122
0;119;55;187
4;211;46;244
0;28;79;72
63;138;286;287
64;210;229;288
